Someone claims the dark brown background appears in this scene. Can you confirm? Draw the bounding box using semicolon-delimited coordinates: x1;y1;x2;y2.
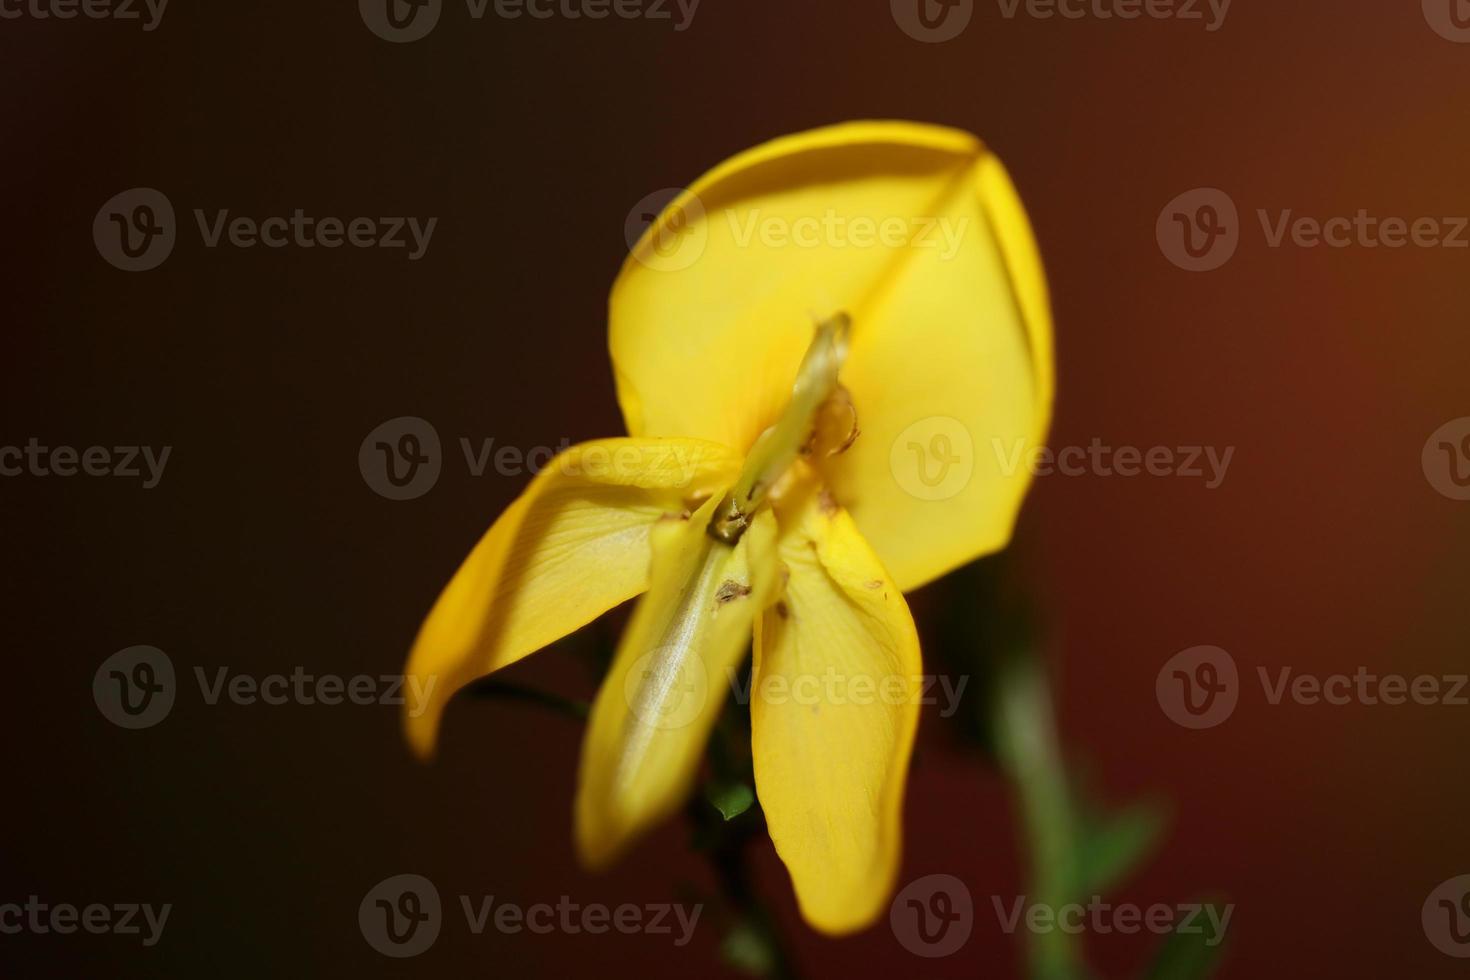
2;0;1468;976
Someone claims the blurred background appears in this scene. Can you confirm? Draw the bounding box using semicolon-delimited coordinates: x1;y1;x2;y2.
2;0;1467;976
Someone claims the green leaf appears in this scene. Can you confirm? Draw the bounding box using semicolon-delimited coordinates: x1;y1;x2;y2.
1144;900;1229;980
721;920;777;976
706;781;756;821
1075;802;1165;897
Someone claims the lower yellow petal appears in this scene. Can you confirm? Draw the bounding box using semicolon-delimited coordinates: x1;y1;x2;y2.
576;498;777;869
404;438;741;759
752;487;922;935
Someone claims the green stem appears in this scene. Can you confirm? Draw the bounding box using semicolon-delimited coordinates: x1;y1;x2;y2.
994;653;1089;980
464;679;589;720
691;690;798;979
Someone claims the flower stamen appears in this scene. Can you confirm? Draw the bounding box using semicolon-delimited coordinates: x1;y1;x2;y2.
708;312;850;543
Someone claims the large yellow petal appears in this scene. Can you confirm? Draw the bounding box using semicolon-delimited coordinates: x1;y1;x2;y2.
609;121;1052;591
824;151;1051;591
404;438;741;760
751;486;922;935
575;498;777;869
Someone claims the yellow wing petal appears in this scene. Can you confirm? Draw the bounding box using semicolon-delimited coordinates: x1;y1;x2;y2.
609;121;1052;590
751;487;922;935
404;438;741;760
575;498;777;869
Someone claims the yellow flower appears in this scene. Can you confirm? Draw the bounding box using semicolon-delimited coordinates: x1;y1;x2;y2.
403;120;1053;935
